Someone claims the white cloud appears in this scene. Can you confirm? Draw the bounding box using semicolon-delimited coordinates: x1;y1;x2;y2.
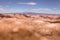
53;8;57;9
32;8;53;11
17;2;37;5
0;7;4;11
32;8;60;12
31;8;60;14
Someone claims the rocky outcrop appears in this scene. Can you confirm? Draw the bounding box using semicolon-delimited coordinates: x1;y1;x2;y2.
0;13;60;40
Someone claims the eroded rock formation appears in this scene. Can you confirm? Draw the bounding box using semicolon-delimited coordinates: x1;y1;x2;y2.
0;13;60;40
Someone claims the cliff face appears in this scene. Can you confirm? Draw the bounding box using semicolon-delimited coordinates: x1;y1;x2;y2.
0;13;60;40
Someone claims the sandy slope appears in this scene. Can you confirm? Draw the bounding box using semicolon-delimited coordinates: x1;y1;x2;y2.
0;13;60;40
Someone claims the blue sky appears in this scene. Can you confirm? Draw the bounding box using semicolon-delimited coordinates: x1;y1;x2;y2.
0;0;60;14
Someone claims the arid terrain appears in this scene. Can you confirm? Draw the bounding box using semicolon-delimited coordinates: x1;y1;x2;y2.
0;13;60;40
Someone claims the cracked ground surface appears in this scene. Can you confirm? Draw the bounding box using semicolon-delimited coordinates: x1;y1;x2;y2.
0;13;60;40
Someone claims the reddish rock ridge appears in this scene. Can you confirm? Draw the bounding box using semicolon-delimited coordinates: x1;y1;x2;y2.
0;13;60;40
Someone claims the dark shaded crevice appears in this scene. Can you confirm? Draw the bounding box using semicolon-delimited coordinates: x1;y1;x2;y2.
47;21;60;23
0;14;12;18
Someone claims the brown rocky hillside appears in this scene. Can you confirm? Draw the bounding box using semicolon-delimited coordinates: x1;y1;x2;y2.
0;13;60;40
